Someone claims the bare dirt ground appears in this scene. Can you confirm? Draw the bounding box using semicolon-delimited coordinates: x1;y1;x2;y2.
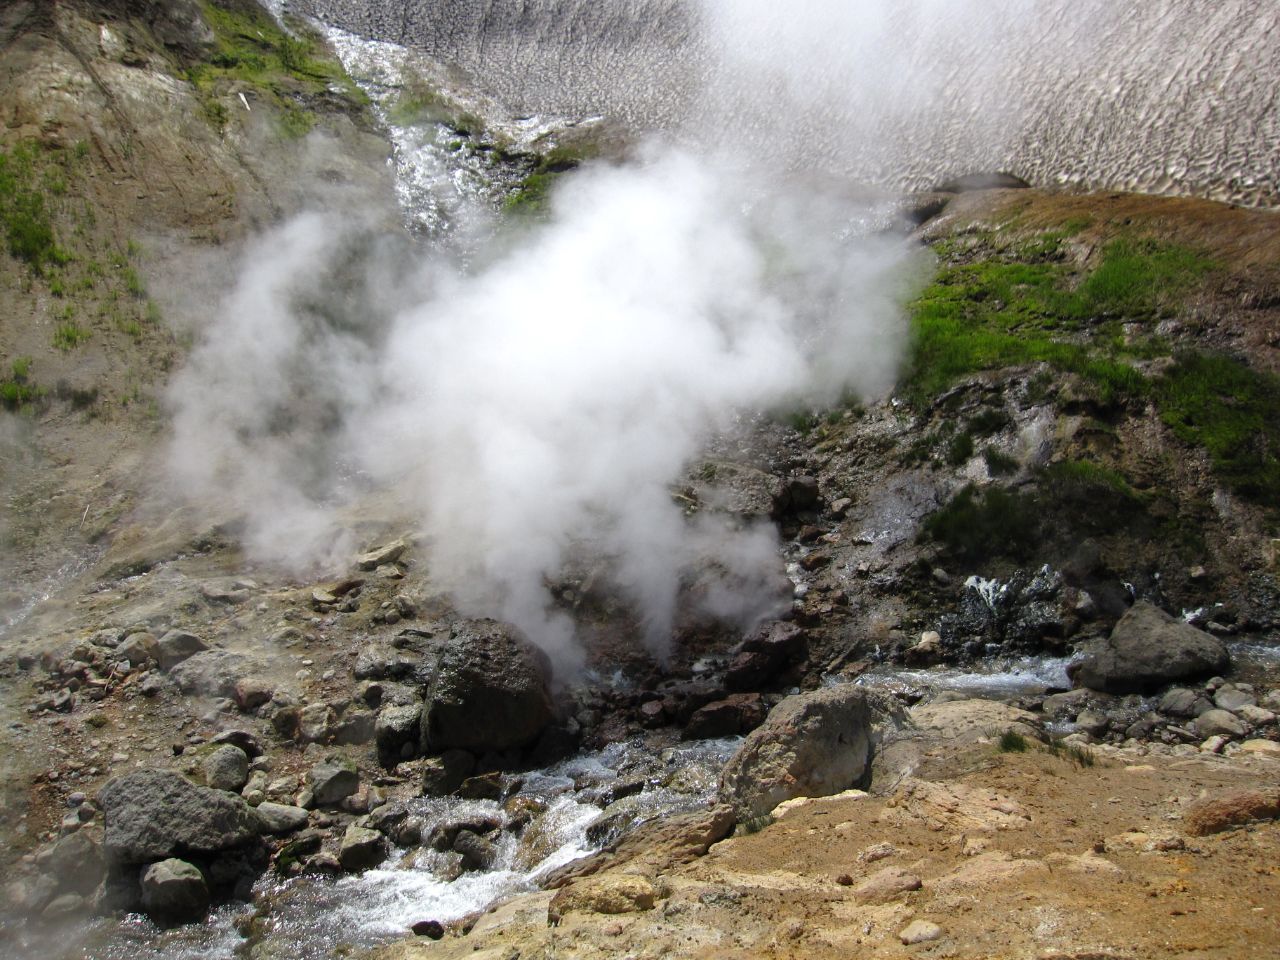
381;737;1280;960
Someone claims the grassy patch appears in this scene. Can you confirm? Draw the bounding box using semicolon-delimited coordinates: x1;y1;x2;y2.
0;357;40;410
921;458;1151;563
997;730;1029;753
502;141;601;216
53;317;91;350
1155;352;1280;506
0;143;72;273
900;236;1215;408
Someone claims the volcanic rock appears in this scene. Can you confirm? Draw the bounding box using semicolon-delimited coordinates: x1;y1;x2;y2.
419;619;553;755
140;858;209;924
1069;602;1229;694
718;685;876;823
97;770;263;864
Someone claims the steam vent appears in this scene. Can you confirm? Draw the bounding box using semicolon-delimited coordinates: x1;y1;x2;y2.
1;1;1279;958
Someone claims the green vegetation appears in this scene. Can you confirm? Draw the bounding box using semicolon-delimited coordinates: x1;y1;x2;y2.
0;142;72;273
53;317;90;350
1046;738;1096;768
190;2;366;132
998;730;1029;753
900;235;1216;407
0;357;40;410
1155;352;1280;505
279;105;315;139
982;447;1019;476
922;458;1150;563
503;141;601;216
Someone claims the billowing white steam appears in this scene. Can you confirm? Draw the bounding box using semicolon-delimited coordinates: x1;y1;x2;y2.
165;4;930;666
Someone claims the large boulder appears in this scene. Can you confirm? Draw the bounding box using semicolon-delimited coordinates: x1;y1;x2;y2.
96;770;264;865
718;685;878;823
419;620;554;755
1069;602;1230;694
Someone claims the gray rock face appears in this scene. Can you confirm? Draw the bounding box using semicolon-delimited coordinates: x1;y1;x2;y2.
419;620;554;755
718;685;874;823
140;858;209;924
203;745;250;792
96;770;264;865
1069;603;1229;694
156;630;208;671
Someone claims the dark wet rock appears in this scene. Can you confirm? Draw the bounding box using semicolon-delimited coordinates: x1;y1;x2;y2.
375;703;423;766
307;760;359;808
724;621;807;692
452;829;497;871
156;630;208;672
411;919;445;939
140;858;209;924
144;0;216;54
203;745;249;793
255;803;309;834
169;651;250;699
421;749;475;796
97;770;263;865
429;814;503;851
719;685;877;823
419;619;554;755
683;693;767;740
338;825;387;871
1069;602;1230;694
457;771;505;800
772;475;821;518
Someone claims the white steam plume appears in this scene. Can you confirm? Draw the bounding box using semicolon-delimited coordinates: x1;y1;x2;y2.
164;4;936;668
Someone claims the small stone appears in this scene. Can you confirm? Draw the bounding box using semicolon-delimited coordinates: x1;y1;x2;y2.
233;678;274;713
853;866;922;904
357;539;407;571
411;919;444;939
1200;735;1229;754
1238;705;1277;727
1074;708;1110;738
202;745;249;792
899;920;944;945
1214;687;1257;712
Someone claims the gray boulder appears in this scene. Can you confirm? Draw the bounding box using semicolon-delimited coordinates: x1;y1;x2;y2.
254;803;310;835
338;825;387;871
156;630;208;672
140;858;209;924
718;685;876;823
419;620;554;755
37;827;106;899
1069;602;1229;694
169;650;250;698
96;770;264;865
203;745;249;793
308;760;359;808
1195;709;1248;739
116;633;158;667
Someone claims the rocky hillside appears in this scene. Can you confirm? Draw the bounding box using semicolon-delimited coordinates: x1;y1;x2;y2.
0;2;1278;958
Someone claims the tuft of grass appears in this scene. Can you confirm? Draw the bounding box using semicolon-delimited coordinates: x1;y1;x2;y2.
53;318;90;351
122;265;146;298
983;447;1019;476
1046;738;1095;768
279;105;315;139
1155;352;1280;506
998;730;1029;753
1;357;40;410
0;143;73;273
